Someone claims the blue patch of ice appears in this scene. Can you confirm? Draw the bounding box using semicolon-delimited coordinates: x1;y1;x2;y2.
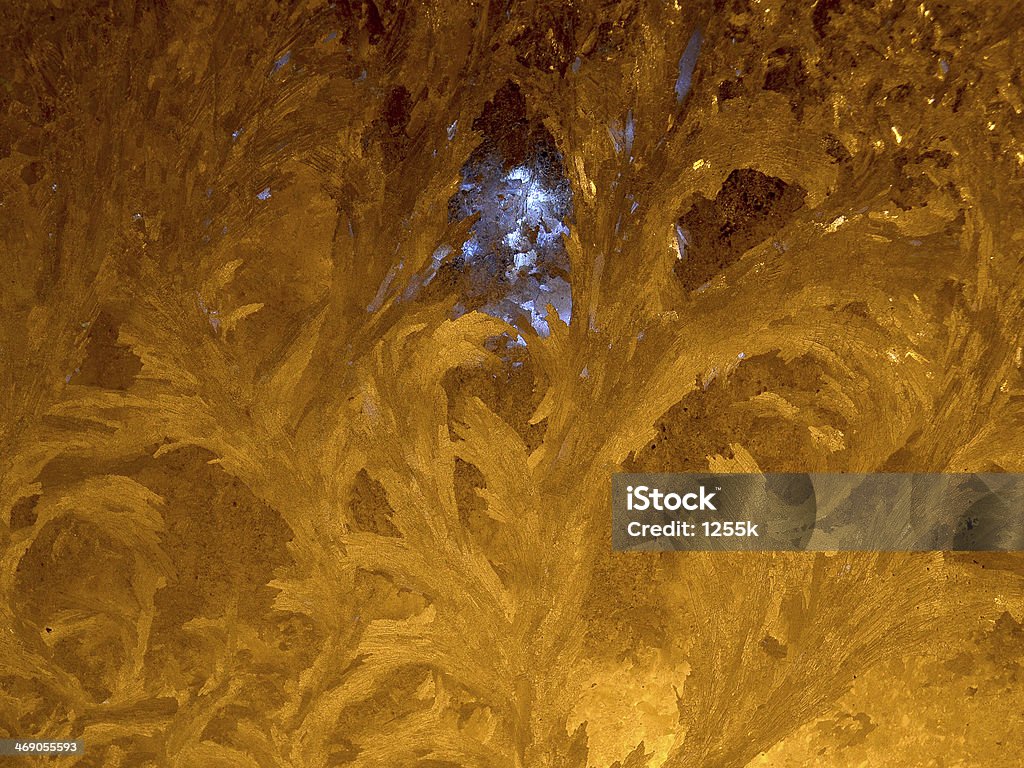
675;28;703;103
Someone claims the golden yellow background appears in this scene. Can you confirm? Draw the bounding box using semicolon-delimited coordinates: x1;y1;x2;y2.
1;1;1023;766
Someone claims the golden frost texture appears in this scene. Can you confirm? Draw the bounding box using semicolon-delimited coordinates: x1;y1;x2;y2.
1;1;1023;766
